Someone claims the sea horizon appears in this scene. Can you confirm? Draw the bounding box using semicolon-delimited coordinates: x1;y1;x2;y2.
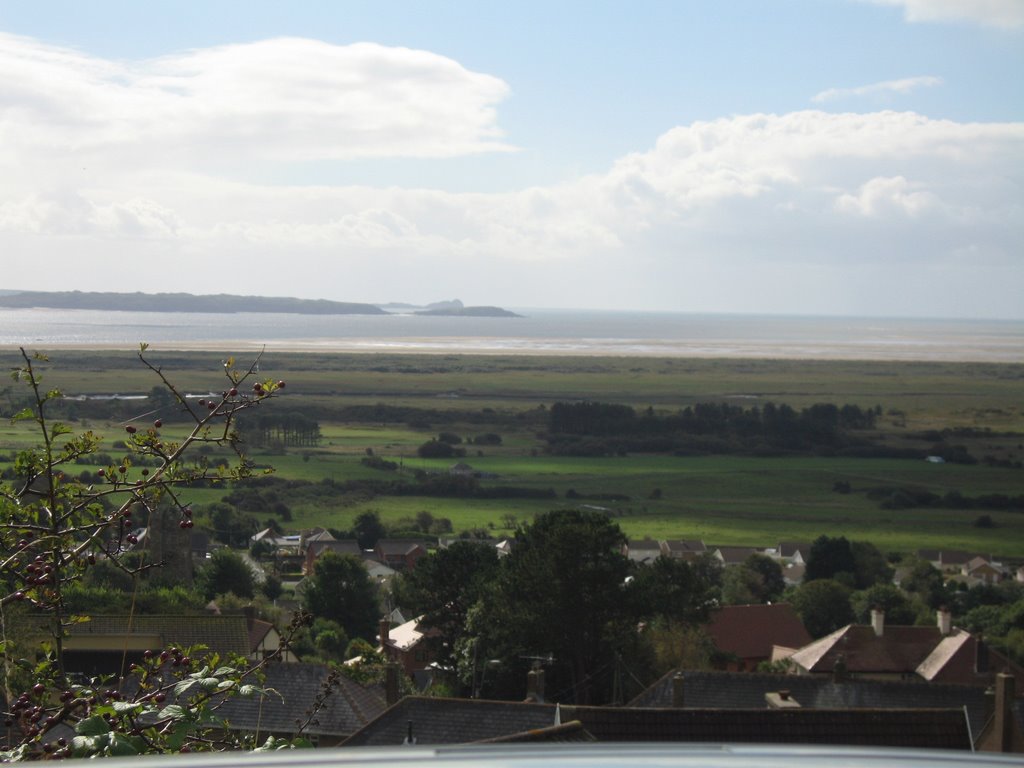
1;306;1021;363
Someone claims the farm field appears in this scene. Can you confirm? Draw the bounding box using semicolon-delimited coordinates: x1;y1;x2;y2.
1;349;1022;559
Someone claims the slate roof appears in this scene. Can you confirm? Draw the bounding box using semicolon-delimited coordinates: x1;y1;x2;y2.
66;615;251;656
476;720;597;743
308;540;362;558
343;698;558;746
626;668;993;736
705;604;812;660
376;539;429;556
663;539;707;555
778;542;810;559
341;696;971;750
218;663;387;739
714;547;759;565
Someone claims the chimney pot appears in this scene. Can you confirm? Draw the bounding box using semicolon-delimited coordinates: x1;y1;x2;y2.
937;607;952;636
672;672;685;708
871;607;885;637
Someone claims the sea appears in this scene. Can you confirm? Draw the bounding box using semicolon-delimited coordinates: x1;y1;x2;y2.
0;307;1021;363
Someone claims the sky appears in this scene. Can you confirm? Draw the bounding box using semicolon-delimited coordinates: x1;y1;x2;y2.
0;0;1022;318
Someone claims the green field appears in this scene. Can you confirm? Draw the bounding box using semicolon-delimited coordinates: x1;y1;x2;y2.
1;349;1022;558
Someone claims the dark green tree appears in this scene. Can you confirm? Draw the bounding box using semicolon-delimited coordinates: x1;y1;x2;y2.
851;583;916;626
792;579;854;637
198;547;255;601
352;510;387;549
627;555;717;623
466;509;632;704
804;535;857;585
392;540;500;668
302;552;380;642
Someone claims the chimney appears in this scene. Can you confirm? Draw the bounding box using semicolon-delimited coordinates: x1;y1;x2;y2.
937;606;952;636
992;672;1015;753
385;662;401;707
870;607;885;637
765;690;801;709
379;618;391;649
526;668;545;703
672;672;685;708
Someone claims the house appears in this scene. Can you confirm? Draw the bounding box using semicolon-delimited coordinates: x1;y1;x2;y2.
785;608;1024;690
373;539;428;571
917;549;976;573
62;614;292;675
626;667;999;741
704;604;812;672
246;610;298;662
712;546;759;567
303;538;363;574
962;556;1004;585
777;542;810;566
661;539;707;560
624;538;662;564
341;695;972;750
378;616;441;679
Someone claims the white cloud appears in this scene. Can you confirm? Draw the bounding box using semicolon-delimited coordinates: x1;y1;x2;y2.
863;0;1024;28
812;76;943;103
0;33;513;174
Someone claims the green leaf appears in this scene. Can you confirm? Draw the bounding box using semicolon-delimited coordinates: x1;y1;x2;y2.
158;704;187;721
113;700;144;715
12;407;34;421
107;732;141;756
75;715;111;736
173;678;198;697
212;666;238;676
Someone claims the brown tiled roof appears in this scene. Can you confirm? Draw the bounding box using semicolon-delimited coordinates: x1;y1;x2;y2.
246;617;274;650
67;615;251;656
706;604;812;660
626;668;993;736
918;631;1024;689
219;663;387;739
342;696;971;750
789;624;942;675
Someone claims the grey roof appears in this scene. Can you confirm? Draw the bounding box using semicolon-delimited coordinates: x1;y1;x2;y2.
341;696;971;751
219;663;387;739
66;615;251;656
626;668;992;736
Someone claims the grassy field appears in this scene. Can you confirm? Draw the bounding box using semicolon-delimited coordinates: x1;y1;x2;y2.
1;349;1021;558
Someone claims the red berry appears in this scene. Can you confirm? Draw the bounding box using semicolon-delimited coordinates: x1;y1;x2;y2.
277;380;286;389
229;388;238;397
154;419;162;428
97;468;105;477
125;425;137;434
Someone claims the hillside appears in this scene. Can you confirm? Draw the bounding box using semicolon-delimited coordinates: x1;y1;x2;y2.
0;290;388;315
